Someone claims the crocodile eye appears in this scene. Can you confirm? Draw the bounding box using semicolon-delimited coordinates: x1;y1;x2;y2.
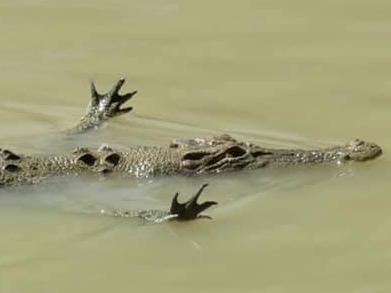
77;153;97;166
4;164;21;173
183;152;208;161
225;146;246;157
104;153;121;166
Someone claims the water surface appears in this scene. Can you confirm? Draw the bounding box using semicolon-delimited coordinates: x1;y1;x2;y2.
0;1;390;292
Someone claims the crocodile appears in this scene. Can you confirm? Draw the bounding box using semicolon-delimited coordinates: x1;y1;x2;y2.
0;78;382;221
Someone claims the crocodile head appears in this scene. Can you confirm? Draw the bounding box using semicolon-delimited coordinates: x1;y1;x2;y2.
343;139;382;161
172;134;269;174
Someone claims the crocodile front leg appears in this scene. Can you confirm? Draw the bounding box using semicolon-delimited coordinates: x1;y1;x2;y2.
111;184;218;223
67;78;137;134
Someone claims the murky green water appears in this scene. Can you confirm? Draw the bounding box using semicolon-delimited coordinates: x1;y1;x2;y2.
0;0;390;292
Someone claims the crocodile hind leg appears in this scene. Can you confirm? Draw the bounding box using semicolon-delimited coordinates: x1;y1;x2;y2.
111;184;218;223
68;77;137;134
170;183;218;220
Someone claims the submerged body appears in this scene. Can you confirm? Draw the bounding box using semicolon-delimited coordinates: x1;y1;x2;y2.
0;78;382;187
0;78;383;223
0;135;382;187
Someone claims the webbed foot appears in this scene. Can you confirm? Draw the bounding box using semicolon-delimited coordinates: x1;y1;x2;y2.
90;77;137;119
170;184;218;221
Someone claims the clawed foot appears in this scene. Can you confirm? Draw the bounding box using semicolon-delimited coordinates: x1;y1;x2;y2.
68;77;138;134
170;184;218;221
90;77;137;119
109;184;218;223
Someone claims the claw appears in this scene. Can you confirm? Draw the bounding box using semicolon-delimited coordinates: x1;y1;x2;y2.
88;77;137;117
113;90;137;108
119;90;138;103
116;106;133;115
170;184;218;221
108;77;126;100
90;81;100;106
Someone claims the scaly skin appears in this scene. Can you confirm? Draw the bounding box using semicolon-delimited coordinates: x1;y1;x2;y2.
0;78;382;187
0;133;382;186
0;78;382;222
